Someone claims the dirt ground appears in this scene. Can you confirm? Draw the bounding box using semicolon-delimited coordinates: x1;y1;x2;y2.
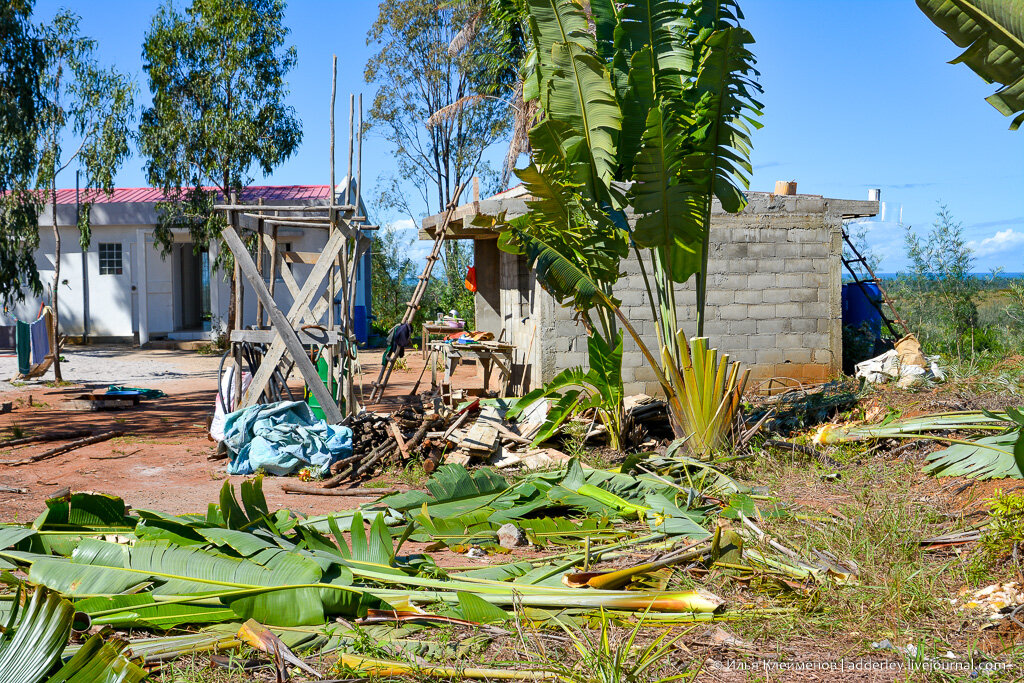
0;345;479;521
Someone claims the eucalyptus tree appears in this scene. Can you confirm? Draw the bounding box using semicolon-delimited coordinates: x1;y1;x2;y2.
0;0;48;305
497;0;762;435
365;0;520;316
139;0;302;330
36;10;135;381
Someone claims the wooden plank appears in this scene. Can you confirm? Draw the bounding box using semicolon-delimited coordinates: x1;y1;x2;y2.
460;405;502;454
222;226;343;423
260;232;302;300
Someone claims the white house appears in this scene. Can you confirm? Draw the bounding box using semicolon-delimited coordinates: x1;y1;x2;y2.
2;184;372;346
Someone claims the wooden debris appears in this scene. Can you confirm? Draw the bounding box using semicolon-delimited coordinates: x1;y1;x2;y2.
281;482;397;497
0;484;28;494
0;429;94;448
1;430;125;466
460;405;502;456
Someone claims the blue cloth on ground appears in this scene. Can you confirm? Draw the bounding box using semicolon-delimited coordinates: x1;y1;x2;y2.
223;401;353;477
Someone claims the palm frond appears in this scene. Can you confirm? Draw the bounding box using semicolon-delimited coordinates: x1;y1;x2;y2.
426;94;486;128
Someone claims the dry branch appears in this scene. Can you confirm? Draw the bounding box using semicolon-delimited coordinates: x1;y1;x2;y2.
0;429;94;448
2;430;125;466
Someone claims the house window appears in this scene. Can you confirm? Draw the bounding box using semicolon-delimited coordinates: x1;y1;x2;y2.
98;243;123;275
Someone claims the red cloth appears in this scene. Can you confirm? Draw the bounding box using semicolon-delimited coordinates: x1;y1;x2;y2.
464;266;477;292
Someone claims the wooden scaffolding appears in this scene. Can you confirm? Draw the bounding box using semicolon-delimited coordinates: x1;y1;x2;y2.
215;61;372;423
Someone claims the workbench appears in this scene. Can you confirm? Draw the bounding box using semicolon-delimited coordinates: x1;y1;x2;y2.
421;321;465;358
430;340;515;402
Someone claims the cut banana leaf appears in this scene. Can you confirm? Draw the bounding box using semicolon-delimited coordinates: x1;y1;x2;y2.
923;432;1022;479
0;585;146;683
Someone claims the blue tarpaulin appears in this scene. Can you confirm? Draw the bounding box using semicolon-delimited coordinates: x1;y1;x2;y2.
223;401;353;477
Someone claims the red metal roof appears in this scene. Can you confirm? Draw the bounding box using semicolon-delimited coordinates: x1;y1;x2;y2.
46;185;331;205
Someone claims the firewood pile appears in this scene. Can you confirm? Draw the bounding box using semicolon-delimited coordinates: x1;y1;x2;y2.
291;394;675;496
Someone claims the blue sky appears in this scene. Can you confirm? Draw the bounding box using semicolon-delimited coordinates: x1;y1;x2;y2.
33;0;1024;273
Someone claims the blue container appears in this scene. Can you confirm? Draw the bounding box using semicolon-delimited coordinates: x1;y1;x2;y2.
353;305;367;344
842;282;882;339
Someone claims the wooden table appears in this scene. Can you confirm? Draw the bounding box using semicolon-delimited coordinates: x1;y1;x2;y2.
430;341;515;402
421;322;465;358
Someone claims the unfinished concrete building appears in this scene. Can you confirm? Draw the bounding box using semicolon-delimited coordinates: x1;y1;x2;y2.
420;187;878;395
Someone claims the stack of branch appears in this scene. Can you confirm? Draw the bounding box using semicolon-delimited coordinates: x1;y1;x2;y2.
318;403;448;488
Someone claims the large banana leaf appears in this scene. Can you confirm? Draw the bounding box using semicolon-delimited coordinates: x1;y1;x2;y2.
22;539;333;626
376;464;510;513
629;100;702;282
0;585;146;683
525;0;622;202
506;332;625;447
917;0;1024;129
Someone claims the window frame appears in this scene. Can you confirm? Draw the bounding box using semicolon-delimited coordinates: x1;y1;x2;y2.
98;242;124;275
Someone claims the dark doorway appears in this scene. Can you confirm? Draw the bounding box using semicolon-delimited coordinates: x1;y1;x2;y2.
178;244;210;331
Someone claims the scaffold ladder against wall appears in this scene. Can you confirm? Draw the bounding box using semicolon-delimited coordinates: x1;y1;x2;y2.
840;223;909;339
215;58;373;423
368;183;466;404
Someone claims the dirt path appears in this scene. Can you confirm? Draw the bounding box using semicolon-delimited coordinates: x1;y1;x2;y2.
0;345;485;521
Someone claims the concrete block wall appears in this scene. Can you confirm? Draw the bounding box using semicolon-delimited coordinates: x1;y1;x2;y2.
527;193;845;395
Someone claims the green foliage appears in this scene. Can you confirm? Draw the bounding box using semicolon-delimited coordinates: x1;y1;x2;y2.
974;489;1024;579
0;0;47;305
500;0;761;440
543;609;686;683
508;333;626;450
139;0;302;256
889;205;1012;360
370;225;420;335
0;584;147;683
916;0;1024;130
35;9;135;381
365;0;516;295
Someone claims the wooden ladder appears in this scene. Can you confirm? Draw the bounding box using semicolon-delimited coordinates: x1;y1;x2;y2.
369;185;465;403
841;225;909;339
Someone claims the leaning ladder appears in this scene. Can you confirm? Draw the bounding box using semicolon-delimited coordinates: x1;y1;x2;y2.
840;225;909;339
369;185;465;403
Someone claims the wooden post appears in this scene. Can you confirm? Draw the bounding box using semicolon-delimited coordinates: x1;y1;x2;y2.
268;224;278;307
255;197;265;328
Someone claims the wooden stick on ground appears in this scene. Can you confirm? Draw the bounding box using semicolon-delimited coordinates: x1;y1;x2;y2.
281;482;397;497
0;429;94;448
89;448;142;461
0;485;28;494
2;430;125;466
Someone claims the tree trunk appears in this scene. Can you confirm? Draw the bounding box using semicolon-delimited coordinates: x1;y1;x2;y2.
51;182;62;382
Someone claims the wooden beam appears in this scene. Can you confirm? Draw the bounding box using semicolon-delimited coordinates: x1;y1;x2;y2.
240;229;345;408
222;226;343;424
282;251;322;265
230;329;338;345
